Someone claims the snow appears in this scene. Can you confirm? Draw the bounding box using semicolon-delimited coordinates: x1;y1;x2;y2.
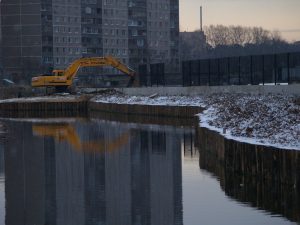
92;93;206;107
199;95;300;150
93;92;300;151
0;94;80;103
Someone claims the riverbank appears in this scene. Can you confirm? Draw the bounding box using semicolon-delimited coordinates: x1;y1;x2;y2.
199;94;299;150
92;91;300;150
0;90;298;150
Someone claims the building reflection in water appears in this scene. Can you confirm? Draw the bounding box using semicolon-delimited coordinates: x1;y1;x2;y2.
3;120;183;225
0;145;4;225
196;126;300;224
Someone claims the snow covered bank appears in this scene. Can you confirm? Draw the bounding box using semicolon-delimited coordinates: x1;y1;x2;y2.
93;92;300;150
0;92;298;150
92;91;205;107
200;94;300;150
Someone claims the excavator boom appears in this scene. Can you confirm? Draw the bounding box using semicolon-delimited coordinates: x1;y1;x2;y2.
31;56;136;89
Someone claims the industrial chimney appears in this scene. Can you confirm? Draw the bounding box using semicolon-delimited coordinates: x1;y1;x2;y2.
200;6;203;31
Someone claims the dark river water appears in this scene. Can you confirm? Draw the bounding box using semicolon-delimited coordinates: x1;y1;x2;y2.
0;117;299;225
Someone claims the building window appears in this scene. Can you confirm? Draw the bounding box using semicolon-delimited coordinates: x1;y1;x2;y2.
85;7;92;14
137;39;144;47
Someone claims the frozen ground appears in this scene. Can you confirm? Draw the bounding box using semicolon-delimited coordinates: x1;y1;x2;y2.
93;92;300;150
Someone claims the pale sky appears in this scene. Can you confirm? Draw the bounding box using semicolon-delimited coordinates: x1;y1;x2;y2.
180;0;300;42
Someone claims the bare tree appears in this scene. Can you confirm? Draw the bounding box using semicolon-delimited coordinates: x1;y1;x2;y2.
204;25;281;46
204;25;230;47
250;27;270;44
180;25;294;60
228;26;248;46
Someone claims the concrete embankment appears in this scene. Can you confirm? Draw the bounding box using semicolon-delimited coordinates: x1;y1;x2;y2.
89;101;202;118
81;84;300;96
0;96;88;117
0;95;203;119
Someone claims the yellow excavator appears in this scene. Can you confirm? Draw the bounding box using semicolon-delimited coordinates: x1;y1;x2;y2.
31;56;136;92
32;123;130;153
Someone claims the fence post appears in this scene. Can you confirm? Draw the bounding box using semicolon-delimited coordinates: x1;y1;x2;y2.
182;61;185;86
227;57;230;85
150;64;156;87
188;61;192;86
287;53;290;84
150;64;152;86
238;56;241;85
250;55;253;85
274;54;277;85
198;60;201;86
262;55;265;85
208;59;211;86
162;63;165;86
157;64;159;86
218;58;221;86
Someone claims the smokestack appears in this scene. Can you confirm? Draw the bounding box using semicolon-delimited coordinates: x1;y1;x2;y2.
200;6;203;32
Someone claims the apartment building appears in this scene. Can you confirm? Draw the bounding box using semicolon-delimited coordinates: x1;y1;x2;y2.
0;10;2;79
0;0;179;84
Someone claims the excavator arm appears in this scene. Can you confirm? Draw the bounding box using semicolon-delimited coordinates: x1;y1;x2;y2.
64;56;135;80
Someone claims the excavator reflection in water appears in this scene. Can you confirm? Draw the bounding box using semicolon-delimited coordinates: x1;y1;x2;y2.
32;123;130;153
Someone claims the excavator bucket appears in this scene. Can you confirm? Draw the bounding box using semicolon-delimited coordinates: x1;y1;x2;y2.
127;77;135;87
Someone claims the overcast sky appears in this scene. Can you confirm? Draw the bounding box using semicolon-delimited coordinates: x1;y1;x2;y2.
180;0;300;42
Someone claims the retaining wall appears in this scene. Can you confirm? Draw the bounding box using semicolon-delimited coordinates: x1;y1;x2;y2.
89;111;197;127
0;100;88;117
117;84;300;96
196;126;300;222
0;97;203;119
89;102;203;118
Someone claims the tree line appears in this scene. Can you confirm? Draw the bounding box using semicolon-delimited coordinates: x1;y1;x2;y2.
180;25;300;60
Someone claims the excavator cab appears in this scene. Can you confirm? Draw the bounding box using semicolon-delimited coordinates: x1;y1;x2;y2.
53;70;65;76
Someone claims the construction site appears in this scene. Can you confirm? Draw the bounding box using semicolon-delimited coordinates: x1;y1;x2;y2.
0;0;300;225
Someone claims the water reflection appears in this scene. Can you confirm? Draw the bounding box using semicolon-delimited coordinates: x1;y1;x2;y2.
0;146;3;179
1;117;299;225
196;127;300;223
3;120;184;225
0;145;4;225
32;123;130;153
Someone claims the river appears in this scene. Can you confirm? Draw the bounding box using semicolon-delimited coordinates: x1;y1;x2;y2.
0;116;298;225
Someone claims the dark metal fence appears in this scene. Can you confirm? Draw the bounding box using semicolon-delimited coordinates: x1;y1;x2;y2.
183;52;300;86
139;52;300;86
139;63;166;86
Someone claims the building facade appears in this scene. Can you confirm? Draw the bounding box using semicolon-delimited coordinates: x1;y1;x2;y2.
0;9;2;80
1;0;43;83
0;0;179;84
